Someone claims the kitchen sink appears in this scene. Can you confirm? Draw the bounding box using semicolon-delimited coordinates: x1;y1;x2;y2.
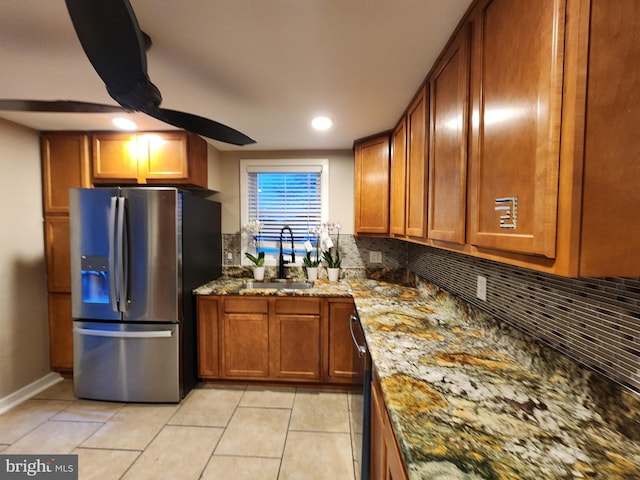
240;281;313;290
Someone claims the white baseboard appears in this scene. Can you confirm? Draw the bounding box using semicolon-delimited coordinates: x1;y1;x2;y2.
0;372;64;415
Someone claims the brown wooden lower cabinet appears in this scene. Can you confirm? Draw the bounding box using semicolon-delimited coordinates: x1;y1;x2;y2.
371;369;408;480
48;292;73;372
327;299;361;384
196;297;219;378
222;297;270;379
272;298;322;381
197;295;359;385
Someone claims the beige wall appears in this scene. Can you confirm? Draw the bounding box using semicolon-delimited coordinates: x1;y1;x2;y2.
0;119;50;399
209;149;355;234
206;142;223;193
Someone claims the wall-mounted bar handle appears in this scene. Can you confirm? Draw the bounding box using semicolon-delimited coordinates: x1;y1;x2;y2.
74;327;173;339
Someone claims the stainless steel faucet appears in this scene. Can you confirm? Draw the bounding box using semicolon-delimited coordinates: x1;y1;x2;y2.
278;226;296;279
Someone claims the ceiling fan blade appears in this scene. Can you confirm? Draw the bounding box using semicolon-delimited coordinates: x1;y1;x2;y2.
64;0;160;110
145;107;256;146
0;99;127;113
63;0;256;146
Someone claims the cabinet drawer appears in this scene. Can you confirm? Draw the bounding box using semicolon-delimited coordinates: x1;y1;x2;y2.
275;297;321;315
224;297;268;314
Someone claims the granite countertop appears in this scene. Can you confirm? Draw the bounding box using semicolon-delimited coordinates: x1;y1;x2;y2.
194;276;352;297
195;276;640;479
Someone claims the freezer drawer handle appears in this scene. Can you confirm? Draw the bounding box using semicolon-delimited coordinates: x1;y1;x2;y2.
74;327;173;339
349;314;367;358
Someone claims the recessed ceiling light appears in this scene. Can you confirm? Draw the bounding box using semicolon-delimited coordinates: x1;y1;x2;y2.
112;117;137;130
311;116;332;131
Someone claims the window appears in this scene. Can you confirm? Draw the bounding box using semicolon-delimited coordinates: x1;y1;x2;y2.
240;159;329;266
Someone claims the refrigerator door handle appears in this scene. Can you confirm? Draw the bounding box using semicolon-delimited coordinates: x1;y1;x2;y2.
116;196;129;312
73;327;174;339
108;196;119;312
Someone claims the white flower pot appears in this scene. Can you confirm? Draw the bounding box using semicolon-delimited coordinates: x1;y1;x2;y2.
306;267;318;282
327;267;340;282
253;266;265;281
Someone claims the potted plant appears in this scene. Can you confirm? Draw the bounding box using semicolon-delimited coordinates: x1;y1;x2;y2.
303;226;322;281
243;220;265;280
321;221;341;281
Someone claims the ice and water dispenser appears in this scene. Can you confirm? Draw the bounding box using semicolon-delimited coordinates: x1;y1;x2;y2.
81;255;109;304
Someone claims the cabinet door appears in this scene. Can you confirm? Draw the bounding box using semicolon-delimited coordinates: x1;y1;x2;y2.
92;133;139;182
222;298;269;378
468;0;565;258
371;372;408;480
143;132;189;180
354;135;390;235
197;297;220;378
271;298;322;381
577;0;640;276
92;132;207;188
41;134;90;214
428;25;470;245
271;314;321;381
385;415;409;480
327;300;360;384
370;375;387;480
405;87;428;238
44;216;71;293
389;119;407;237
222;313;269;378
48;293;73;371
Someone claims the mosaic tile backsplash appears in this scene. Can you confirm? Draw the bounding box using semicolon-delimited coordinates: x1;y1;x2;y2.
222;233;640;394
407;243;640;395
222;233;407;270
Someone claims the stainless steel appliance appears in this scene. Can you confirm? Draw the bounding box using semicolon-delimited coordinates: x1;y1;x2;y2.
70;187;221;402
350;311;371;480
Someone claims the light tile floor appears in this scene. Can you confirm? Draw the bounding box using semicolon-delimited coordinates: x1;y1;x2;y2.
0;380;361;480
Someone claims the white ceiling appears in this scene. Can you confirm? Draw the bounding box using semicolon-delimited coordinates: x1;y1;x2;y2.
0;0;471;151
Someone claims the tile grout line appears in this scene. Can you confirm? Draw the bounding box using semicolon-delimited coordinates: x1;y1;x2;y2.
275;386;298;480
3;381;357;479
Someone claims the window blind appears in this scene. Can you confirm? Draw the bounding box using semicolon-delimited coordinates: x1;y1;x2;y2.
247;171;322;253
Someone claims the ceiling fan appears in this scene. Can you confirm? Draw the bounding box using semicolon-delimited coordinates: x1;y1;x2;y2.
0;0;256;146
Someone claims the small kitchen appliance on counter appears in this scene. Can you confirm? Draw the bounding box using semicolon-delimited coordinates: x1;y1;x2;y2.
70;187;221;402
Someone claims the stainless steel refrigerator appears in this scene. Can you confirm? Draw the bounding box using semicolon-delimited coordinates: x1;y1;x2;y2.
69;187;221;403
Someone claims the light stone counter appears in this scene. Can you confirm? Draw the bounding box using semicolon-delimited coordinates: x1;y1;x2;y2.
196;275;640;479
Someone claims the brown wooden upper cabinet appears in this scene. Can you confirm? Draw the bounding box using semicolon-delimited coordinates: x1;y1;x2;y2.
405;87;428;239
389;119;407;238
354;0;640;277
354;134;391;235
41;133;91;214
428;24;471;246
91;131;208;188
464;0;640;276
467;0;564;259
571;0;640;277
